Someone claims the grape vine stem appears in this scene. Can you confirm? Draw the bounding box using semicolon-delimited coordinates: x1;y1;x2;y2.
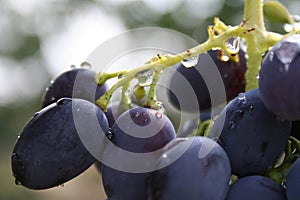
95;0;296;111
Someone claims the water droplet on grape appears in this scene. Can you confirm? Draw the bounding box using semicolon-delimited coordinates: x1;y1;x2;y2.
181;55;199;68
229;121;235;129
269;51;274;62
76;108;80;112
51;97;55;101
238;93;247;104
136;69;154;86
162;154;168;159
80;61;91;69
45;87;49;92
275;41;300;66
155;112;162;119
284;64;290;72
235;110;244;119
33;112;39;117
106;129;114;140
249;105;254;112
17;135;21;139
203;159;209;166
12;153;18;161
58;184;64;187
50;80;54;84
15;180;22;185
135;112;140;118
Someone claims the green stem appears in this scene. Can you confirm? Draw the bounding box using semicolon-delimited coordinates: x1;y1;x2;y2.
96;24;245;111
143;69;162;109
244;0;265;31
120;82;131;111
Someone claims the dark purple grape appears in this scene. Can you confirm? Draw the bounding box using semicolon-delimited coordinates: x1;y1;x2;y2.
101;107;176;200
95;102;137;173
151;137;231;200
286;158;300;200
291;121;300;140
259;34;300;120
211;89;291;177
42;68;108;108
226;175;286;200
11;98;109;189
168;49;247;112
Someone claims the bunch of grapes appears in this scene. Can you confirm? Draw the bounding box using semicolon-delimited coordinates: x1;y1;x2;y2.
10;1;300;200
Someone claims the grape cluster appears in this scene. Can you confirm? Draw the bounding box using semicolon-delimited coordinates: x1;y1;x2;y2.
10;34;300;200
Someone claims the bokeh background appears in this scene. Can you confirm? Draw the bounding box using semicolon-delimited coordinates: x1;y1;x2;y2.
0;0;299;199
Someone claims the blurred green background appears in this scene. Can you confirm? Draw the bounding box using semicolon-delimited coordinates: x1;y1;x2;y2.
0;0;298;199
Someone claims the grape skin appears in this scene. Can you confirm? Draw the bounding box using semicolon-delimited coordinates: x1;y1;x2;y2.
168;49;247;112
42;68;108;108
210;89;291;177
151;136;231;200
226;175;286;200
11;98;109;189
286;158;300;200
259;34;300;120
101;107;176;200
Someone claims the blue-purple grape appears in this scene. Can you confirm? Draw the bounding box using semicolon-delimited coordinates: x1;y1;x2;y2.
42;68;108;107
210;89;291;177
151;136;231;200
102;107;176;199
259;34;300;120
11;98;109;189
226;175;286;200
286;158;300;200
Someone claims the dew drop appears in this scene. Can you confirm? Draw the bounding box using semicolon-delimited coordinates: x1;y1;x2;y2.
235;110;244;119
162;154;168;159
135;112;140;118
76;108;80;112
50;80;54;84
203;159;209;166
59;184;64;187
256;75;260;80
80;61;92;69
283;23;293;32
106;129;114;140
249;105;254;112
181;55;199;68
51;97;56;101
229;121;235;129
269;51;274;62
15;179;22;185
284;64;290;72
137;69;154;86
238;93;247;104
45;87;49;92
275;41;300;66
155;112;162;119
225;37;240;54
17;135;20;139
12;153;18;161
33;112;39;117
